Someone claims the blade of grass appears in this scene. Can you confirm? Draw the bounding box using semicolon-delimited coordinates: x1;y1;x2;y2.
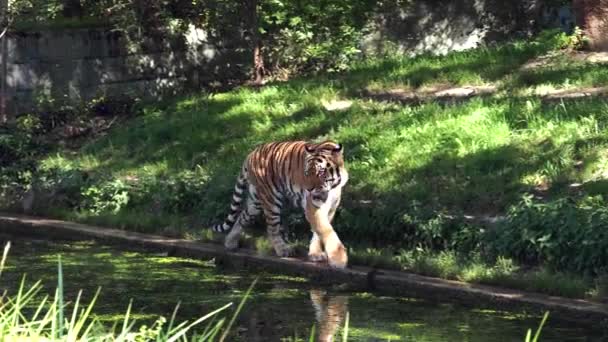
70;287;101;340
167;303;233;342
219;277;258;342
532;312;549;342
309;324;316;342
342;311;350;342
58;254;64;337
0;242;10;277
198;317;226;341
67;289;83;337
121;299;133;336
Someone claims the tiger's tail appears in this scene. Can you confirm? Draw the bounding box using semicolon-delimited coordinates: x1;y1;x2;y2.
212;167;248;233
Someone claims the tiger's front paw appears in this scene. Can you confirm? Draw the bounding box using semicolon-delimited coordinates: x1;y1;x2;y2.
325;233;348;269
327;244;348;269
308;251;328;263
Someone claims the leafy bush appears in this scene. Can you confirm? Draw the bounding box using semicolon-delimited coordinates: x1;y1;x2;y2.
81;179;130;215
488;194;608;275
0;118;42;167
258;0;375;75
534;27;589;51
87;94;138;117
338;200;483;254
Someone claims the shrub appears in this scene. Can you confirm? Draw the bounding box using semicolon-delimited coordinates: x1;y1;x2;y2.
488;194;608;274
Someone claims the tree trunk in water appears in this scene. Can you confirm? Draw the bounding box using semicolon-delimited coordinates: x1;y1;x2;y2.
573;0;608;51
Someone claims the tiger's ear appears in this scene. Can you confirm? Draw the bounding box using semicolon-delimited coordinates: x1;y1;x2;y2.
305;143;316;154
332;143;343;153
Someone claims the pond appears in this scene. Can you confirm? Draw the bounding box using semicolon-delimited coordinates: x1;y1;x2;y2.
0;233;603;341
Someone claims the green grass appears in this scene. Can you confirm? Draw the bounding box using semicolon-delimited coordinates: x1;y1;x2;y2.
3;31;608;301
351;31;608;95
349;247;597;299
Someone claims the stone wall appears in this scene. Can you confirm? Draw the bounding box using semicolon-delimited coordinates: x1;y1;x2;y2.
361;0;574;56
4;1;577;115
5;26;248;115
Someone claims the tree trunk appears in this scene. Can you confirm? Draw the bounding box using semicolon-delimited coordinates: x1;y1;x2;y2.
61;0;83;18
573;0;608;51
246;0;264;85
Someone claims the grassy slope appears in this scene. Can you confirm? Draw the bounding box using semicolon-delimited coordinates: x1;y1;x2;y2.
11;34;608;299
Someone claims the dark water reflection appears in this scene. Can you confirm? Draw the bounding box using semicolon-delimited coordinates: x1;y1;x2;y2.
0;234;604;341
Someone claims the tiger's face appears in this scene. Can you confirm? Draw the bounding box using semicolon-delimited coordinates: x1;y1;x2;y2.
304;141;345;205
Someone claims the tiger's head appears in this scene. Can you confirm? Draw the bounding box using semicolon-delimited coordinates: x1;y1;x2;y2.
304;141;346;202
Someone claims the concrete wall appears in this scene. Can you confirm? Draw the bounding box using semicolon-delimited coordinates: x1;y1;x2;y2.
5;26;248;114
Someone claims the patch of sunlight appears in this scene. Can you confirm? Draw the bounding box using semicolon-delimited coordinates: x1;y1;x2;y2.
266;288;303;299
577;116;602;136
457;323;470;333
40;154;77;170
126;161;169;177
353;292;374;299
257;85;281;98
530;83;562;96
397;322;425;329
174;96;201;112
150;257;209;267
391;102;510;171
470;308;530;321
95;312;159;323
68;241;97;249
92;252;118;260
470;308;500;315
396;297;423;303
589;152;608;181
348;327;404;341
266;274;308;283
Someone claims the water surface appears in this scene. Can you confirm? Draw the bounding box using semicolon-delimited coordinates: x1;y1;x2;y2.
0;234;603;341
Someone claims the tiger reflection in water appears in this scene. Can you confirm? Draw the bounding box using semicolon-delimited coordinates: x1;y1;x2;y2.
242;288;349;341
309;289;349;342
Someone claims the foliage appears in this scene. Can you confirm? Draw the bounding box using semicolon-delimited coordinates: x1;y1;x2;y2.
489;195;608;275
9;0;376;76
256;0;375;75
1;114;45;159
535;27;589;51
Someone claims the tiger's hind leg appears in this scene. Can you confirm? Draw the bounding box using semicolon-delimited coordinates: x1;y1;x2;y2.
224;194;262;251
262;204;294;258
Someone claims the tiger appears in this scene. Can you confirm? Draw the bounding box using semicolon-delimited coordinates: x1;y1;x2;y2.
212;140;349;268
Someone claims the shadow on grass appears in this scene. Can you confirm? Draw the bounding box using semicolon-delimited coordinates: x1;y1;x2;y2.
506;63;608;89
338;130;608;246
26;72;608;248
